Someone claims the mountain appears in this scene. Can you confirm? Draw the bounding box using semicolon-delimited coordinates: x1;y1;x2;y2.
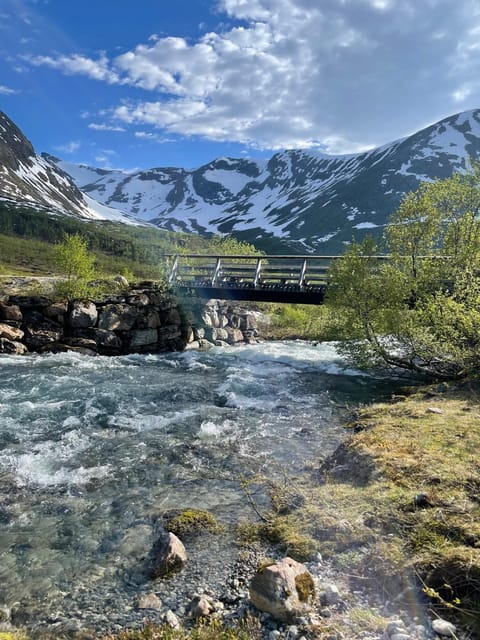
50;110;480;254
0;111;140;226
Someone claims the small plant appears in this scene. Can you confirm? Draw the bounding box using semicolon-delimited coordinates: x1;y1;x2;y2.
165;509;222;537
53;232;96;300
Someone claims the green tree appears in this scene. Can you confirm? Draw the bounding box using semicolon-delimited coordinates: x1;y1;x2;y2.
328;168;480;380
53;233;96;300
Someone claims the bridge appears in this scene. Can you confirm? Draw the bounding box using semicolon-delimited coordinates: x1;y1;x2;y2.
168;254;341;304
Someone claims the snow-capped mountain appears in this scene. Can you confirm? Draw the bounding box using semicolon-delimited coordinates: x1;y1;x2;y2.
49;110;480;253
0;111;141;225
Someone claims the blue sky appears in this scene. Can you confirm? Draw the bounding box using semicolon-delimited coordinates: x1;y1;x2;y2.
1;0;480;171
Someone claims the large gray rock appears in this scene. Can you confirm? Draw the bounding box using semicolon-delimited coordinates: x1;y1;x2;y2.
127;329;158;348
0;338;27;354
431;618;457;637
68;300;98;328
0;303;22;323
151;532;187;578
249;557;316;621
98;304;139;331
0;323;23;341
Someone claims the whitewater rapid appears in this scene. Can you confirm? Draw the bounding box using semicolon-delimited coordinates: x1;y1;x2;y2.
0;341;398;633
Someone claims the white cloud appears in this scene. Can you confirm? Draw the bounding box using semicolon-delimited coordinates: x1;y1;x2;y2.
56;140;81;154
88;123;126;132
24;0;480;153
0;84;19;94
26;52;120;84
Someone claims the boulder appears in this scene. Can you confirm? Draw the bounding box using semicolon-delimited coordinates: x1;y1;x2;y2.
431;618;457;637
0;303;22;323
113;275;129;288
249;557;316;621
0;323;24;342
151;532;187;578
226;328;244;344
43;302;68;323
188;595;215;619
98;304;139;331
137;593;163;611
0;338;27;355
126;329;158;348
68;301;98;329
22;311;63;349
90;328;122;351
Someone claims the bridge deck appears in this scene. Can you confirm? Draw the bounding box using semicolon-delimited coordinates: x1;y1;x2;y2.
167;254;343;304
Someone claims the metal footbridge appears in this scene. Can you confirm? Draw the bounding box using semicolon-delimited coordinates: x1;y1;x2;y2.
167;254;339;304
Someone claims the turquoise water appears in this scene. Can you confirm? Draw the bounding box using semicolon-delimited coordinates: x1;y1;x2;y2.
0;341;400;633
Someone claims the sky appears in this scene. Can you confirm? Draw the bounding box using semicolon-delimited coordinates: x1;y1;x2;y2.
1;0;480;171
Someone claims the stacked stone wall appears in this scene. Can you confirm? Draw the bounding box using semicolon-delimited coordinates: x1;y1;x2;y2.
0;289;261;356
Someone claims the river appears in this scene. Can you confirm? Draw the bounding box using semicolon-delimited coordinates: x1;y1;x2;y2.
0;340;402;635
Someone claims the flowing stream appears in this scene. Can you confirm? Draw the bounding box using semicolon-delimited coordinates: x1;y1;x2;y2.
0;341;403;635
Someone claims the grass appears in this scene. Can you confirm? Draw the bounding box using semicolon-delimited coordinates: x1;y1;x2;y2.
236;382;480;636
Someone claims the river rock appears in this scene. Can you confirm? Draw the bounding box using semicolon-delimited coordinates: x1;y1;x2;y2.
90;328;122;351
137;593;163;611
249;557;315;621
97;304;139;331
0;303;22;323
188;594;215;619
43;302;68;323
0;338;27;354
0;323;23;341
431;618;457;637
68;300;98;328
126;329;158;348
322;583;342;606
164;610;181;629
151;532;187;578
226;328;244;344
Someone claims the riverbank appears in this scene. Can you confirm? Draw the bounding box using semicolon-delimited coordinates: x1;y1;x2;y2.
96;381;480;639
1;378;477;640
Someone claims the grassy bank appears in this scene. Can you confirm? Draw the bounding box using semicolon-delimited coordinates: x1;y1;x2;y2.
243;381;480;636
3;385;479;639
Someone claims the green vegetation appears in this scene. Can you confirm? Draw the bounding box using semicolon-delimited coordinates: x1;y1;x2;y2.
328;167;480;379
165;509;222;537
0;202;262;283
101;619;261;640
53;232;96;299
235;383;480;635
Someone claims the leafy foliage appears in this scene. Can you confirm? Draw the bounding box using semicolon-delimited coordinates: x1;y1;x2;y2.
328;167;480;379
53;233;97;299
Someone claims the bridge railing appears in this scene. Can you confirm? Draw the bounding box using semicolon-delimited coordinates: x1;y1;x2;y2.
167;254;345;291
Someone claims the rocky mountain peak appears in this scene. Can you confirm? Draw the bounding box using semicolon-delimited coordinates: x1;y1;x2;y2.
0;110;35;169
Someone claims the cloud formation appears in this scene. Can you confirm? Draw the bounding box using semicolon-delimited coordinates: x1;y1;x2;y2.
0;84;18;94
25;0;480;153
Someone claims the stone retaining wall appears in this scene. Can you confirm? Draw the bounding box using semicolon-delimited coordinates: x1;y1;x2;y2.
0;287;261;356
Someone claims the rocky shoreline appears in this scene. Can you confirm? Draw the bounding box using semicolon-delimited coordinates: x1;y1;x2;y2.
0;283;262;356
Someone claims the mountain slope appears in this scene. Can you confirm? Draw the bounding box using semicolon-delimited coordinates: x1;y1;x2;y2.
51;110;480;253
0;111;141;226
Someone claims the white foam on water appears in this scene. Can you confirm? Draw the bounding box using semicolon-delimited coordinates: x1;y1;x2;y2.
199;418;237;438
1;429;111;487
107;407;199;432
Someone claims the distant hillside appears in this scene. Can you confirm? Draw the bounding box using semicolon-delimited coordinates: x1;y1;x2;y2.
51;110;480;253
0;110;140;226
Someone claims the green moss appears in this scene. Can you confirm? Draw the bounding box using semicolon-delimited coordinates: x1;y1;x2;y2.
294;571;315;603
166;509;222;538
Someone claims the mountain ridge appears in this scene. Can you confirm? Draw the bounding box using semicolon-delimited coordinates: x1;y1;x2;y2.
50;109;480;253
1;108;480;254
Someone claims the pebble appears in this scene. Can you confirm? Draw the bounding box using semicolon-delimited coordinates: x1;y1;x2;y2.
431;618;457;637
323;583;342;605
164;610;181;629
